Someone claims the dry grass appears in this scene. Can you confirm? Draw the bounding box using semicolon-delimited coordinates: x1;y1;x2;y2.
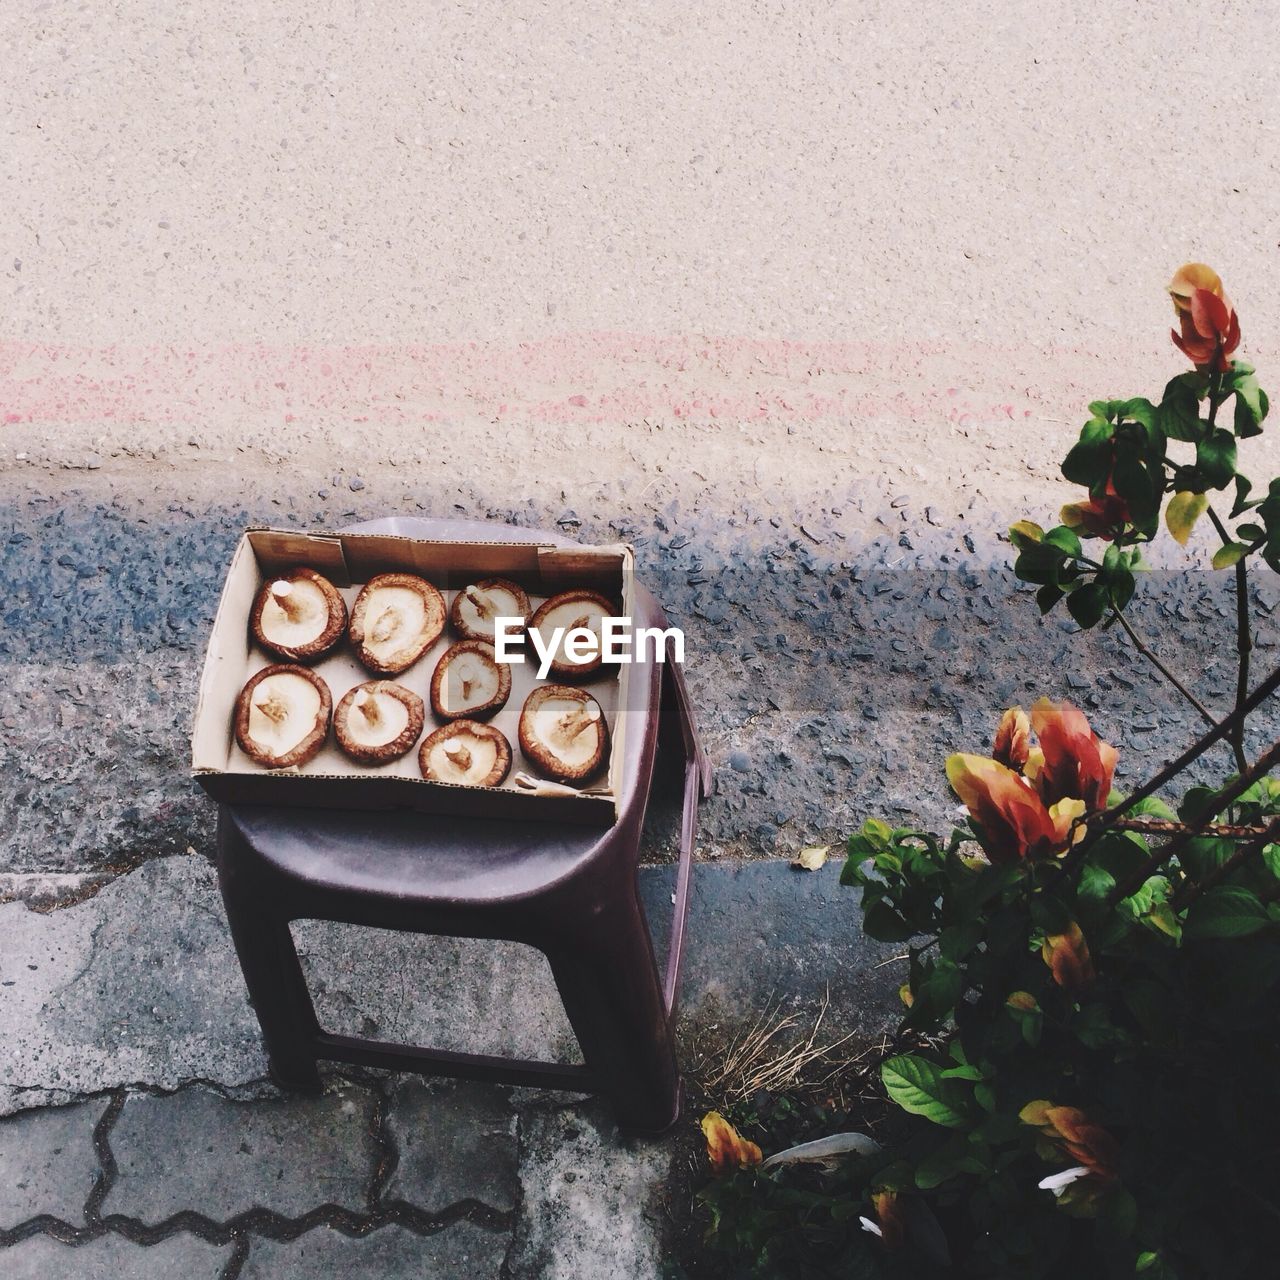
688;990;892;1115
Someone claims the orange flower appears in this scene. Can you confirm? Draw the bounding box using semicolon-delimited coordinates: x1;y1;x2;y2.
1022;1102;1119;1181
701;1112;762;1175
1060;482;1130;541
1022;1101;1119;1214
1044;1107;1119;1178
946;754;1081;864
862;1190;906;1249
1167;263;1226;316
992;706;1030;770
1168;265;1241;373
1030;698;1117;811
1041;922;1096;990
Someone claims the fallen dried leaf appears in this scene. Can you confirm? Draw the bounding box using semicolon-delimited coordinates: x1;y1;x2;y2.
791;845;830;871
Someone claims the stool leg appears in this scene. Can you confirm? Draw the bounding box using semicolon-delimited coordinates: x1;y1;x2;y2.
216;812;322;1092
545;888;681;1137
665;655;713;798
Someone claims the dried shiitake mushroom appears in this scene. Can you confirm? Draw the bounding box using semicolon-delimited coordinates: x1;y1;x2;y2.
449;577;531;642
518;684;609;784
419;720;512;788
430;640;511;721
526;589;615;679
234;664;332;769
333;680;425;765
348;573;446;674
250;568;347;662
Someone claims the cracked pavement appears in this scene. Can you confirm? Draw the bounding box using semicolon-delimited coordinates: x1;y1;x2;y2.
1;854;902;1277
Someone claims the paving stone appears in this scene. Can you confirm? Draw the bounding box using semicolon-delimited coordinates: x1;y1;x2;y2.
0;1097;109;1228
292;921;582;1065
239;1222;508;1278
508;1101;673;1280
0;855;266;1115
102;1082;378;1223
384;1079;518;1213
0;1232;233;1280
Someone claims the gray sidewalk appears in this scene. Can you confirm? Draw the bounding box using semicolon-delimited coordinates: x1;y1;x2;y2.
0;854;900;1277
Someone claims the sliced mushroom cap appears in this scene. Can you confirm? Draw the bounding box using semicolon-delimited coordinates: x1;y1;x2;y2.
234;664;332;769
526;589;616;679
450;577;532;643
430;640;511;721
419;720;513;788
348;573;446;674
518;684;609;784
250;568;347;662
333;680;425;765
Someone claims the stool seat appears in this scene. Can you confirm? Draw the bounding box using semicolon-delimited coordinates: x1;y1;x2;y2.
214;516;710;1135
227;805;605;905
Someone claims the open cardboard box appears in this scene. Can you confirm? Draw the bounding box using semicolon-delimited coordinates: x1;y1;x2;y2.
191;528;635;826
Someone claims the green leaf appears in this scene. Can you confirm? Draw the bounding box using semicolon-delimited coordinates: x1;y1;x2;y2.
1105;566;1136;611
1212;541;1248;570
1129;795;1177;821
1062;418;1115;488
1263;843;1280;878
862;817;893;845
1145;902;1182;940
1042;525;1083;558
1178;785;1218;824
1196;428;1238;489
1158;371;1207;442
1079;862;1116;902
1178;837;1233;880
881;1055;971;1128
862;900;915;942
939;922;983;961
1008;520;1044;551
1112;447;1156;517
1067;581;1109;628
1120;397;1157;430
1100;1185;1138;1237
1184;886;1271;939
914;1139;986;1189
1036;583;1065;615
1073;1003;1121;1049
1165;491;1207;546
1231;475;1256;517
1230;368;1269;439
906;959;963;1027
1014;542;1067;587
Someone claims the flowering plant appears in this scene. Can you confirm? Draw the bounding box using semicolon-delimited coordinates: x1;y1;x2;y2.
698;269;1280;1279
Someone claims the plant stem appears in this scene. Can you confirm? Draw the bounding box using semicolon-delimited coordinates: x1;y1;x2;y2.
1113;818;1272;840
1058;659;1280;878
1205;504;1254;774
1173;815;1280;908
1109;607;1217;728
1106;737;1280;904
1203;367;1252;773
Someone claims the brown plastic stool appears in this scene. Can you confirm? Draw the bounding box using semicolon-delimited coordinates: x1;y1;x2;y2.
215;516;711;1136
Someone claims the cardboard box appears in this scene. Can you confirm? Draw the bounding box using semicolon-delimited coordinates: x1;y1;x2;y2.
191;528;635;825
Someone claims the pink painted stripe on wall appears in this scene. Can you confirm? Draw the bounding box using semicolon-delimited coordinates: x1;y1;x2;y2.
0;335;1177;428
